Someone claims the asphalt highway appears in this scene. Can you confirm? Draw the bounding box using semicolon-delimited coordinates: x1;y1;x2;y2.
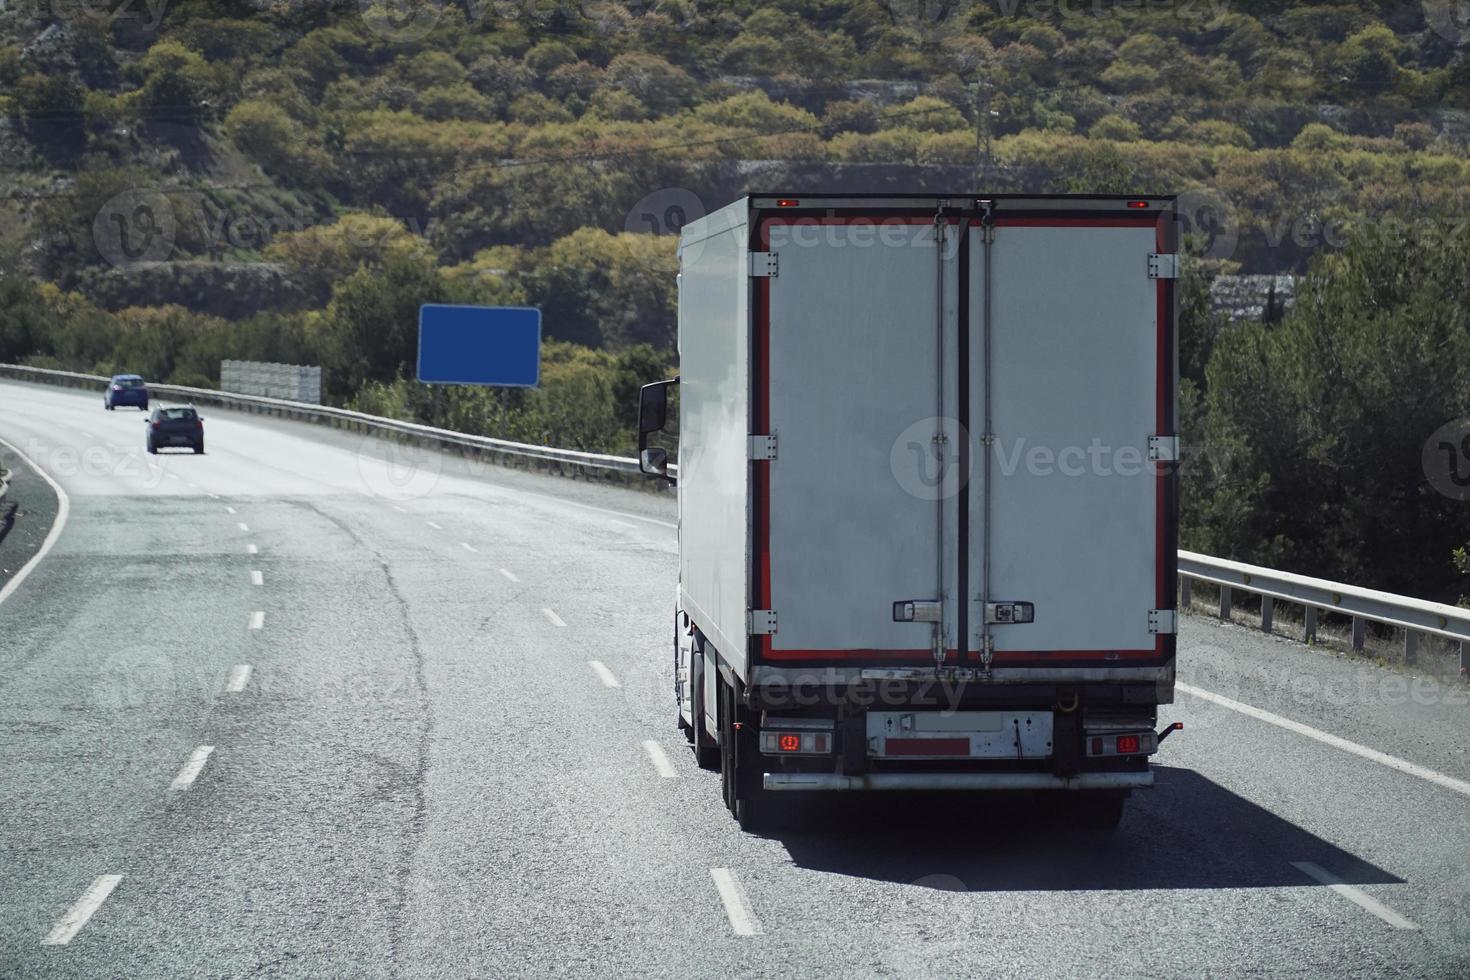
1;379;1468;978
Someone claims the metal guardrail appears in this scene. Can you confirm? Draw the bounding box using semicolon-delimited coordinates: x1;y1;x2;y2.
4;363;1462;670
0;363;654;486
1180;551;1470;672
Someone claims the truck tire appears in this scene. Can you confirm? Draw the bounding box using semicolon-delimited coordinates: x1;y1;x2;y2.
718;675;770;832
1071;791;1126;830
688;639;719;771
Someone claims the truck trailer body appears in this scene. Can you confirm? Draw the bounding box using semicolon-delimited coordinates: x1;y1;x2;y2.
636;193;1182;830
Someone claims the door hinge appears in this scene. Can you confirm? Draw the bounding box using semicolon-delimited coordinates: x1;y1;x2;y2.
1148;253;1180;280
748;434;778;460
749;609;778;635
1148;435;1180;462
1148;609;1177;635
749;251;778;277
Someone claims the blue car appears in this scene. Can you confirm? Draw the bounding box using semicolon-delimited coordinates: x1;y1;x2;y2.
104;374;149;411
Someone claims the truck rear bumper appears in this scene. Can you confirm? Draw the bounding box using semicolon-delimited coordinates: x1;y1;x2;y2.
763;771;1153;792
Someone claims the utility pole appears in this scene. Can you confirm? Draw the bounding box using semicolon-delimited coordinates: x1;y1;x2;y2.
973;80;998;187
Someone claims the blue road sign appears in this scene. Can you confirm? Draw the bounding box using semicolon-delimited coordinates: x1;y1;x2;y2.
417;305;541;387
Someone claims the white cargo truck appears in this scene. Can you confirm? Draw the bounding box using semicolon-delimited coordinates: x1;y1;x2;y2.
636;194;1183;830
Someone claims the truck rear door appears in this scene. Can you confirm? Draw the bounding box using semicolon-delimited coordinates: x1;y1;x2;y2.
752;201;1175;673
755;215;963;665
970;216;1174;667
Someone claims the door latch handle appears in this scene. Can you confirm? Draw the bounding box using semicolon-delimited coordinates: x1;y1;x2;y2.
893;600;943;623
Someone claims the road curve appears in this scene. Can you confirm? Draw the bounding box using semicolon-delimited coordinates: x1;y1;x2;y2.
1;379;1468;978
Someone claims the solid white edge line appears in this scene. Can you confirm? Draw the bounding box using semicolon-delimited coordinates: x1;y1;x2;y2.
225;664;252;693
1290;861;1420;930
499;568;519;582
0;434;72;609
168;745;215;793
248;610;264;630
541;607;566;628
589;660;622;688
608;519;635;530
1178;682;1470;800
642;739;677;777
460;542;477;552
554;497;676;530
40;875;123;946
710;868;762;936
249;570;263;586
245;543;258;555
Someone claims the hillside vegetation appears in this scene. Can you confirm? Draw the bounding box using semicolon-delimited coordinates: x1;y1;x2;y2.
1;1;1469;600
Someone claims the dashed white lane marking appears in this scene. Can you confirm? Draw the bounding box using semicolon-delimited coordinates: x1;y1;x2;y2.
168;746;215;793
643;739;677;778
225;665;252;693
1178;682;1470;799
225;506;236;514
500;568;519;583
166;473;180;481
208;493;219;499
0;434;71;609
248;611;264;630
710;869;761;936
460;542;477;553
250;570;263;586
392;505;407;513
245;544;258;555
40;875;123;946
237;522;249;532
541;608;566;628
1291;862;1420;931
426;521;443;530
588;661;621;688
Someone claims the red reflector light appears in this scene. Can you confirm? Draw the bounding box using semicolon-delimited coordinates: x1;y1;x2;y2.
1091;737;1103;755
778;734;800;752
1116;734;1141;754
775;198;799;207
1127;200;1149;209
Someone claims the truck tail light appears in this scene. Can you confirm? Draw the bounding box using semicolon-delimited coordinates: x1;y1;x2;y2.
760;730;832;755
775;199;800;207
1127;200;1149;209
1116;734;1141;754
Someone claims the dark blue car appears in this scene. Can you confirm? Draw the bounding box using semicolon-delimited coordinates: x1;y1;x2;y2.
104;374;149;410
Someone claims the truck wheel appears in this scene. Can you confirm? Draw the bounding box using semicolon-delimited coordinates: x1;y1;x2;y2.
718;676;771;832
1071;792;1126;830
688;641;719;771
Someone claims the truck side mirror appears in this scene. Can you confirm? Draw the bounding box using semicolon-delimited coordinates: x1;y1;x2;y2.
637;378;678;484
640;447;669;477
638;381;671;435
